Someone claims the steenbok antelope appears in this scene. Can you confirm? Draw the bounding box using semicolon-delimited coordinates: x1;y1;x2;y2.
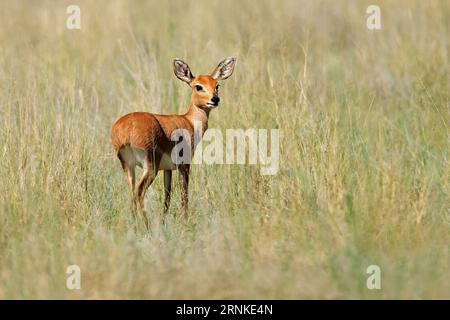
111;57;236;229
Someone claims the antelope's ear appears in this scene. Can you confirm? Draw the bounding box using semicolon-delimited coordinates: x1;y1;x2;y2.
211;57;236;80
173;59;194;84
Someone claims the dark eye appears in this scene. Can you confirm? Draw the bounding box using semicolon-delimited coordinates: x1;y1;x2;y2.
195;85;204;92
216;84;220;90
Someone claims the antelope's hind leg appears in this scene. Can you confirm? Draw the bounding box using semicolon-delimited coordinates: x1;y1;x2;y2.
135;160;157;230
118;149;137;220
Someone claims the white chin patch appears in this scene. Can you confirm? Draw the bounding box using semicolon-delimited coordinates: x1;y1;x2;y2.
207;103;219;109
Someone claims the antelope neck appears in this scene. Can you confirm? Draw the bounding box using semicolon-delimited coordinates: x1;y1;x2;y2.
184;102;210;134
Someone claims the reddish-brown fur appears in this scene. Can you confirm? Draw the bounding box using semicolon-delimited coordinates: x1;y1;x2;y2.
111;58;236;229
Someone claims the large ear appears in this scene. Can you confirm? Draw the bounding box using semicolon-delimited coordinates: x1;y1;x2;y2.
211;57;236;80
173;59;194;84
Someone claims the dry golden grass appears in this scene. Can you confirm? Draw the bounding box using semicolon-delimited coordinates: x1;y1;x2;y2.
0;0;448;298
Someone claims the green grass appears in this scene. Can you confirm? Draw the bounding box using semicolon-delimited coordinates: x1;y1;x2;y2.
0;0;448;298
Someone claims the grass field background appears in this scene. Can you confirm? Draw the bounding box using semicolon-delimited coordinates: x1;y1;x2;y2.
0;0;448;298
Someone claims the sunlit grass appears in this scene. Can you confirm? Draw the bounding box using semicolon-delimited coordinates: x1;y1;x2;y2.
0;0;448;298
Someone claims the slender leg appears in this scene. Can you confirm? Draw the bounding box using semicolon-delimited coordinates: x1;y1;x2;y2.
178;164;190;216
120;158;137;219
164;170;172;213
135;164;156;230
123;164;136;191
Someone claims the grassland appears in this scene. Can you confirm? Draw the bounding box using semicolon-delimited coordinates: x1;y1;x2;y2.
0;0;448;299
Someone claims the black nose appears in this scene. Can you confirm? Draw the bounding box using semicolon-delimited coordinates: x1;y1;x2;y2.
211;96;220;104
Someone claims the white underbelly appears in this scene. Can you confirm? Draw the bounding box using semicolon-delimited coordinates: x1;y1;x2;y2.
120;146;176;171
158;152;177;170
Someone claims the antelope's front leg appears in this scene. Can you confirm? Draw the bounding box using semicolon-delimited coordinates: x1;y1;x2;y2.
178;164;190;215
163;170;172;213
